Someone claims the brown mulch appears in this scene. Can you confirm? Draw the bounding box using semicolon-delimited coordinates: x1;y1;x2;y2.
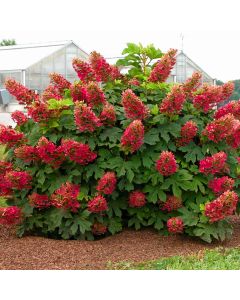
1;218;240;270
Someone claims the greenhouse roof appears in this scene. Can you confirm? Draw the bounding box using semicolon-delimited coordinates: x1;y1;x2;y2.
0;40;89;72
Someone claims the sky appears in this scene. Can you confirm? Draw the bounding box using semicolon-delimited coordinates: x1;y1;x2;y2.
0;0;240;82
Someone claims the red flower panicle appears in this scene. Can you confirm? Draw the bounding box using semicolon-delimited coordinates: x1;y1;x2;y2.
204;190;238;222
28;193;51;209
0;125;24;147
167;217;184;233
160;85;186;116
99;103;116;125
41;85;62;102
181;72;202;98
128;78;140;86
11;111;28;126
72;58;97;83
121;89;149;120
5;171;32;190
36;137;64;168
96;172;117;195
89;51;121;82
202;114;238;143
14;145;38;163
74;101;102;132
70;83;88;103
0;161;13;196
177;120;198;146
208;177;235;195
148;49;177;83
5;78;39;105
214;100;240;120
27;101;53;123
121;120;144;153
49;73;71;94
61;139;97;165
156;151;178;176
51;182;80;212
85;82;106;107
221;82;234;100
0;206;22;226
199;152;228;175
0;161;12;177
88;195;108;213
129;191;146;208
160;195;182;212
92;222;107;235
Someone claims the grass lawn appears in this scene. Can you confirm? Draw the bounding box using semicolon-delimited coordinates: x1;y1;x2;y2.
108;247;240;270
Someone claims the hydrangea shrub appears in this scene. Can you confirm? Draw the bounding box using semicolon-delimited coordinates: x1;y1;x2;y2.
0;42;239;243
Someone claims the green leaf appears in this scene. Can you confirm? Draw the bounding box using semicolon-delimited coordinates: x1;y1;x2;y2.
144;128;159;145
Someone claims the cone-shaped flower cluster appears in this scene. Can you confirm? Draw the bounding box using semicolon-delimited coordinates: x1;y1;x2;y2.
51;182;80;212
214;100;240;120
14;145;39;163
204;190;238;222
121;89;149;120
208;176;235;195
199;152;228;175
85;82;106;107
167;217;184;233
70;83;88;102
49;73;71;94
0;206;22;226
148;49;177;83
27;101;53;123
156;151;178;176
96;172;117;195
4;171;32;190
128;78;140;86
87;195;108;213
160;86;186;116
0;125;24;147
99;103;116;125
72;58;97;83
11;111;28;126
177;120;198;146
160;195;182;212
121;120;144;153
61;139;97;165
74;101;102;132
129;191;146;208
28;193;51;209
181;72;202;98
0;161;13;196
5;78;39;105
41;85;62;101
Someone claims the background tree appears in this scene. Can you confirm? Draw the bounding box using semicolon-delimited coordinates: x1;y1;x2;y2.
0;39;16;46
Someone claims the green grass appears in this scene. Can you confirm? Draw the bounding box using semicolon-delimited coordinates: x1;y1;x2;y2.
107;247;240;270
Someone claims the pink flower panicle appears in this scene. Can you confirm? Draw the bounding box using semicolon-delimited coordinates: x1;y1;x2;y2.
88;195;108;213
160;85;186;116
121;89;149;120
51;182;80;212
5;78;39;105
4;171;32;190
128;78;140;86
0;206;22;226
96;172;117;195
156;151;178;176
202;113;238;143
208;176;235;195
41;85;62;102
99;103;116;125
27;101;53;123
160;196;182;212
61;139;97;165
167;217;184;233
0;125;24;147
85;82;106;107
72;58;97;83
181;72;202;98
92;222;107;235
221;82;234;101
89;51;121;82
177;120;198;146
70;83;88;103
74;101;102;132
148;49;177;83
14;145;39;163
49;73;71;94
214;100;240;120
121;120;144;153
28;193;51;209
11;111;28;126
199;152;228;175
129;191;146;208
36;137;64;168
204;190;238;222
0;161;13;196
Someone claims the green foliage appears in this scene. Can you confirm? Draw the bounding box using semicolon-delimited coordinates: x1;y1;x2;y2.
0;39;16;46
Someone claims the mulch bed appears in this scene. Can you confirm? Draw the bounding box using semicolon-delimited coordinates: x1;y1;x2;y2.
1;217;240;270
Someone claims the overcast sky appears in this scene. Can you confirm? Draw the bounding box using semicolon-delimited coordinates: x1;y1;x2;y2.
1;0;239;82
